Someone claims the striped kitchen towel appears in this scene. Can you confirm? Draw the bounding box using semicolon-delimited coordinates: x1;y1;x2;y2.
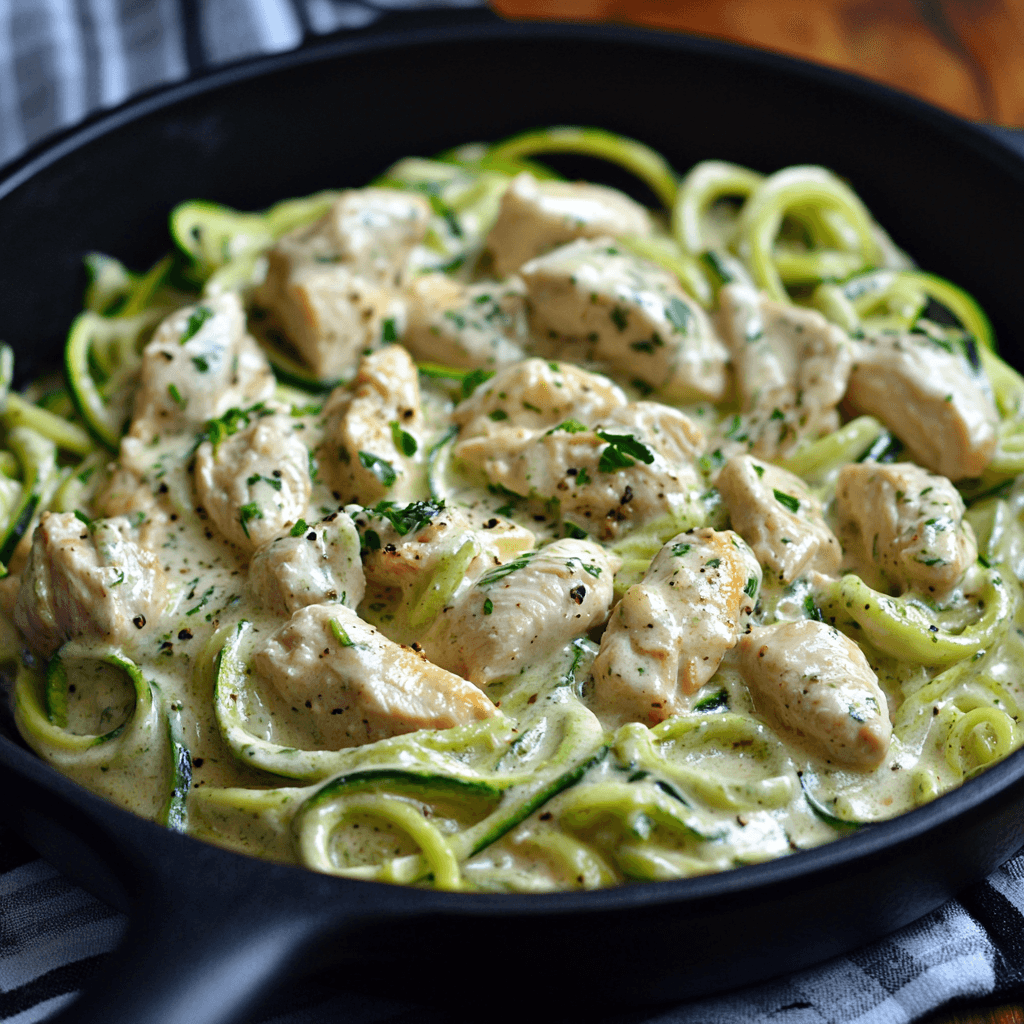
2;820;1024;1023
0;0;485;171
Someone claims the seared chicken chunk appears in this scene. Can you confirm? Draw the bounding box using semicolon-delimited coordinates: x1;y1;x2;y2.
194;411;312;551
738;620;891;770
402;274;527;369
716;283;852;458
422;538;617;686
317;347;425;505
486;172;653;278
591;528;760;727
253;603;498;749
456;396;706;541
520;238;729;401
846;332;998;480
836;462;977;599
717;454;841;584
452;358;626;441
15;512;168;658
253;188;428;378
130;293;275;441
249;510;365;617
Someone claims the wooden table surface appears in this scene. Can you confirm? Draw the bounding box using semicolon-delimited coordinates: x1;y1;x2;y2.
491;0;1024;126
489;4;1024;1020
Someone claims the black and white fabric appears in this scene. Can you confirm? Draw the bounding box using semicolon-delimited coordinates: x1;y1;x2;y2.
4;3;1024;1022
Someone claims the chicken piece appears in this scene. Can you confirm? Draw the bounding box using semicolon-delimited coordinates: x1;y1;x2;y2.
452;358;627;443
194;411;312;551
14;512;168;658
456;398;706;541
520;238;728;402
835;462;977;599
130;293;275;441
249;510;365;618
717;454;841;584
252;603;498;749
591;528;760;727
317;347;425;505
402;274;528;369
421;538;618;686
845;332;998;480
486;172;653;278
253;188;428;378
716;282;852;458
738;620;891;770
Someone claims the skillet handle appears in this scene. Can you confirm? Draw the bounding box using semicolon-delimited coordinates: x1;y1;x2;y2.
47;842;363;1024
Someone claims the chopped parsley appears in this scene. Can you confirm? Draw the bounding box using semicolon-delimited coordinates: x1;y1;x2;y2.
480;552;536;587
705;557;722;569
483;598;494;615
367;499;444;536
289;519;308;537
180;305;214;344
239;502;263;538
381;317;398;343
73;509;94;530
609;305;629;331
358;451;397;488
743;576;758;598
548;419;588;435
168;383;187;410
773;489;801;513
330;619;358;648
597;431;655;473
197;403;270;452
693;688;729;713
665;296;692;334
191;355;210;373
488;409;509;421
389;421;418;457
671;542;691;557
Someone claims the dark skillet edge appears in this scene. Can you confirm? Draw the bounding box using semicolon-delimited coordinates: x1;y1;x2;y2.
1;14;1024;1020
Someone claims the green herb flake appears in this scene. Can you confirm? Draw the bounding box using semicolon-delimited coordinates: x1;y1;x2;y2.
575;467;591;486
168;383;187;410
368;499;444;536
330;619;358;648
671;543;691;557
693;689;729;713
597;431;655;473
239;502;263;538
461;368;494;399
743;576;758;598
111;569;125;586
483;598;494;615
665;296;692;335
191;355;210;373
753;464;765;478
381;317;398;343
73;509;94;530
358;451;397;488
773;489;801;513
363;529;381;552
246;473;282;491
289;519;309;537
548;419;588;435
488;409;509;421
180;305;215;344
705;557;722;569
389;421;418;457
610;306;629;331
804;595;824;622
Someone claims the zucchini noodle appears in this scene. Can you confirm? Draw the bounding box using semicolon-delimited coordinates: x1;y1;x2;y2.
3;126;1024;894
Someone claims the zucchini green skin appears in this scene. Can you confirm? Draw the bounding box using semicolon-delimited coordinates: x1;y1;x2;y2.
799;775;869;832
64;313;122;451
470;744;610;856
0;427;57;566
162;699;193;832
304;768;501;810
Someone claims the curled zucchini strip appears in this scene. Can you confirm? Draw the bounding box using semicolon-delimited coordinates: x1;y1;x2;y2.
294;769;500;889
0;426;59;566
810;282;861;332
213;620;515;782
817;571;1015;667
943;705;1017;779
2;393;94;456
736;166;880;302
486;126;678;209
618;234;713;308
14;644;188;827
672;160;764;254
557;778;724;844
615;719;795;811
511;829;617;889
780;415;885;483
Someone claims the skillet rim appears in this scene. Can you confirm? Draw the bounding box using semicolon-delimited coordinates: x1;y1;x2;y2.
1;13;1024;919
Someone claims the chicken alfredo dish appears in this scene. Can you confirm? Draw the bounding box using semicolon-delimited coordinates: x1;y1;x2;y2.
3;128;1024;892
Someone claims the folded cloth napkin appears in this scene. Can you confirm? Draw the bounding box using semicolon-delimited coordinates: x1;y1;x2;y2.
3;3;1024;1022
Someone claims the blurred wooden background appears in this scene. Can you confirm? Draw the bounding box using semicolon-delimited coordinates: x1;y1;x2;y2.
491;0;1024;124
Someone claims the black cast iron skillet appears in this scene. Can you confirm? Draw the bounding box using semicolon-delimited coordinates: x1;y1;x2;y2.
4;11;1024;1023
